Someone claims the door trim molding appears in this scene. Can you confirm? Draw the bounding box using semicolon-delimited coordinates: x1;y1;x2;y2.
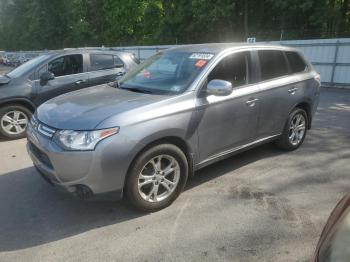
195;134;281;170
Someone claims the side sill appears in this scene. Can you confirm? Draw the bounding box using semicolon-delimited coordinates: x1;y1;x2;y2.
195;134;281;171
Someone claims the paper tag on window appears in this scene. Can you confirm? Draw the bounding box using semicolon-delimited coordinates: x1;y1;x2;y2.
189;53;214;60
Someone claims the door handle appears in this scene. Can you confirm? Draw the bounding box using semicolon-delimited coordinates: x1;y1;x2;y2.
246;98;259;107
288;87;298;94
75;79;86;85
116;71;126;77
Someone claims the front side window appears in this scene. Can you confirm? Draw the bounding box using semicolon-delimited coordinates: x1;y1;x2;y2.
120;51;213;95
48;54;83;77
285;51;308;73
208;52;251;88
258;50;289;81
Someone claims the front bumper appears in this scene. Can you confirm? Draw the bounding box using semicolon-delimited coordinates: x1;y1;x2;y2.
26;122;133;200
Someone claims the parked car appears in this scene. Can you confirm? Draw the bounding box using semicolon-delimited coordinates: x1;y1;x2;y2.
22;53;39;64
26;43;320;211
313;193;350;262
0;49;139;139
2;53;14;66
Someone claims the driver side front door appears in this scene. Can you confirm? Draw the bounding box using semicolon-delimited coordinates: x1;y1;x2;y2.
33;54;88;106
195;51;260;164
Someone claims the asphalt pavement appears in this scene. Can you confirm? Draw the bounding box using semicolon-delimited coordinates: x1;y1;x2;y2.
0;65;349;261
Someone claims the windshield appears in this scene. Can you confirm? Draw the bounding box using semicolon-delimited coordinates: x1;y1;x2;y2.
7;54;51;78
119;51;214;95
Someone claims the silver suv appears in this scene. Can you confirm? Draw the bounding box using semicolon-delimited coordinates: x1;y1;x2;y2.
26;44;320;211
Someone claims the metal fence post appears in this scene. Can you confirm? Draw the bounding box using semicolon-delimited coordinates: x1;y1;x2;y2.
330;40;340;86
137;47;140;60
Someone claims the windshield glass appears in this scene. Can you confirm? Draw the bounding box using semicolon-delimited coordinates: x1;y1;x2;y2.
7;54;51;78
119;51;214;95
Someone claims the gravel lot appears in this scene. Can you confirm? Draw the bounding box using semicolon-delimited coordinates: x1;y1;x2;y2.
0;65;349;261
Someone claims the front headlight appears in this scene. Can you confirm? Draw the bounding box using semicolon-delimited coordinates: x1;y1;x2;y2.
54;127;119;151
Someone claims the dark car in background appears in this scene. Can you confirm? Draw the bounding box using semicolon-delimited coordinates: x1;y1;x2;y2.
0;49;139;139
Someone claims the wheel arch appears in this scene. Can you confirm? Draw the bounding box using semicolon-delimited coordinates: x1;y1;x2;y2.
294;101;312;129
0;98;36;113
123;135;195;194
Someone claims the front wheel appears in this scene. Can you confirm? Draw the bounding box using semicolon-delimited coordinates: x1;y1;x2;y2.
0;105;32;139
125;144;188;212
276;108;308;151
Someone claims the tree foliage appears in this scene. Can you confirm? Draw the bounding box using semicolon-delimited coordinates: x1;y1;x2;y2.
0;0;349;50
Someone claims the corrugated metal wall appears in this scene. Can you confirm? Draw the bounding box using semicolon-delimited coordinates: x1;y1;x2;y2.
117;38;350;86
269;38;350;86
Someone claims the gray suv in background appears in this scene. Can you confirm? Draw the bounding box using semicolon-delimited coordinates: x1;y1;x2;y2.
0;49;138;139
26;43;320;211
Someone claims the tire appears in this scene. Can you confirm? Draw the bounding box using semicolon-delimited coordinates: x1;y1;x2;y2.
125;144;188;212
0;104;32;139
275;108;308;151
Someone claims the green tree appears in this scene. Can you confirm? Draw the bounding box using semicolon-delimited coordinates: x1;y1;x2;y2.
0;0;349;50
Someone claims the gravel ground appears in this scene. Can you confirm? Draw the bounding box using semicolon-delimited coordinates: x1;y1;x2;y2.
0;86;349;262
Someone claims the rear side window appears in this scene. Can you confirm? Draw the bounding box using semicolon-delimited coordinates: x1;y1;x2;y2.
90;54;114;71
258;50;289;81
113;55;124;68
285;51;308;73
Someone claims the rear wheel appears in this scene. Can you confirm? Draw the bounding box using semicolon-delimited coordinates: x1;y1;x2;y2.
276;108;308;151
0;105;32;139
125;144;188;212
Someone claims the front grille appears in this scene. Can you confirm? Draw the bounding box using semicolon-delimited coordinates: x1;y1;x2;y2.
29;141;54;170
30;115;56;138
37;124;56;138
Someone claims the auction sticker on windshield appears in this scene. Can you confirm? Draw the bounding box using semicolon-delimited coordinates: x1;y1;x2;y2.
189;53;214;60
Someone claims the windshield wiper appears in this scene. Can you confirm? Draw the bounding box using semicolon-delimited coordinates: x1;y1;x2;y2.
119;86;153;94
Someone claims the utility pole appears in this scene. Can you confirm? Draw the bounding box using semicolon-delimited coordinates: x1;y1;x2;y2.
280;29;284;41
244;0;249;39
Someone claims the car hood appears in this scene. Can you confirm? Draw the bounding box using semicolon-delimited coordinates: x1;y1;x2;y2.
37;85;168;130
0;75;10;85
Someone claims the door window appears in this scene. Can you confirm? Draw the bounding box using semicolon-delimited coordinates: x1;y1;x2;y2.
258;50;289;81
208;52;251;88
90;54;116;71
48;55;83;77
113;55;124;68
285;51;308;73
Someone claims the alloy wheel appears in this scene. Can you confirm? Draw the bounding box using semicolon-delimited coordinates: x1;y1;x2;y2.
138;154;180;203
288;113;306;146
0;110;28;135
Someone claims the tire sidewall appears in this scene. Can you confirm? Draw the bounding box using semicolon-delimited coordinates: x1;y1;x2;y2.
0;105;32;139
126;144;188;212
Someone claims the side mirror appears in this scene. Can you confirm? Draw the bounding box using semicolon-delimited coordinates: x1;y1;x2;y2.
207;79;233;96
40;71;55;86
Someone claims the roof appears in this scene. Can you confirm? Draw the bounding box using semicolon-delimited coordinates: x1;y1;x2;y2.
43;48;129;57
166;43;295;54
